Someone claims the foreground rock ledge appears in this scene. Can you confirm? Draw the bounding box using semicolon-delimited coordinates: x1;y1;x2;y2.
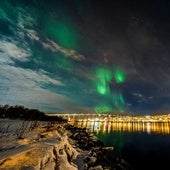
0;122;132;170
0;123;81;170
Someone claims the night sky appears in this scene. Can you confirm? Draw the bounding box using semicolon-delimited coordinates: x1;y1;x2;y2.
0;0;170;114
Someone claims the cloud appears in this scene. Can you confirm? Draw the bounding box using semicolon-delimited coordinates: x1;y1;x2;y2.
0;85;87;113
0;53;14;64
0;62;86;112
1;5;86;62
132;93;143;98
41;38;86;61
17;8;36;29
26;29;40;41
132;93;155;104
0;64;63;88
0;63;92;113
0;40;31;61
0;6;88;113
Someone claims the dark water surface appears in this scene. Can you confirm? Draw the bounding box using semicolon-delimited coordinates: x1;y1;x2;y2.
72;120;170;170
96;132;170;170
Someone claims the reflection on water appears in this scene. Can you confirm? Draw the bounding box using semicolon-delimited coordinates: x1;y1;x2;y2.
70;119;170;169
70;120;170;134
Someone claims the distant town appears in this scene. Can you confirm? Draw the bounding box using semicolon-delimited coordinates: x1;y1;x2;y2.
47;113;170;123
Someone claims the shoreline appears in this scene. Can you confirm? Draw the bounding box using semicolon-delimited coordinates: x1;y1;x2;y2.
65;123;131;170
0;119;131;170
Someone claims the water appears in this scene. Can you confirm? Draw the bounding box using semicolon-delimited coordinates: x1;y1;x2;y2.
71;120;170;170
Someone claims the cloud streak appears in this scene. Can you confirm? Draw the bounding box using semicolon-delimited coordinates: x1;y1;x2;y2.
0;40;31;61
0;64;63;88
41;38;86;61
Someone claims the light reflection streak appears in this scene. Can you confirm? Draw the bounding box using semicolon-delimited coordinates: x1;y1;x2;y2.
70;120;170;134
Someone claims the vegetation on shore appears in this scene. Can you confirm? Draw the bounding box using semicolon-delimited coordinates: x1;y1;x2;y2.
0;104;66;122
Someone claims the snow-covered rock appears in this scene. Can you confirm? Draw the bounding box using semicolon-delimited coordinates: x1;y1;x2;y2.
0;120;81;170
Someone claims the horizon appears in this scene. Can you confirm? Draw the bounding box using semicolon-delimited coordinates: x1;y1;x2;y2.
1;104;170;116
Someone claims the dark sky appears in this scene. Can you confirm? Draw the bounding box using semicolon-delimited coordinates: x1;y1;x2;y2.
0;0;170;114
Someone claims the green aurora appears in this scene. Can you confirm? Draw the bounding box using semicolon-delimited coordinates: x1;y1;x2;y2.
44;18;78;50
95;67;126;113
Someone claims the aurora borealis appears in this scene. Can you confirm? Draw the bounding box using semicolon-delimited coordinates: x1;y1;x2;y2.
95;67;125;113
0;0;170;114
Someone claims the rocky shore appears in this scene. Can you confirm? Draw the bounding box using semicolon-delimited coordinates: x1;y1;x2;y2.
0;120;132;170
65;124;132;170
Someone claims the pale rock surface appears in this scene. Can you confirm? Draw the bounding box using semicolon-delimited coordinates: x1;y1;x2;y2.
0;121;83;170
